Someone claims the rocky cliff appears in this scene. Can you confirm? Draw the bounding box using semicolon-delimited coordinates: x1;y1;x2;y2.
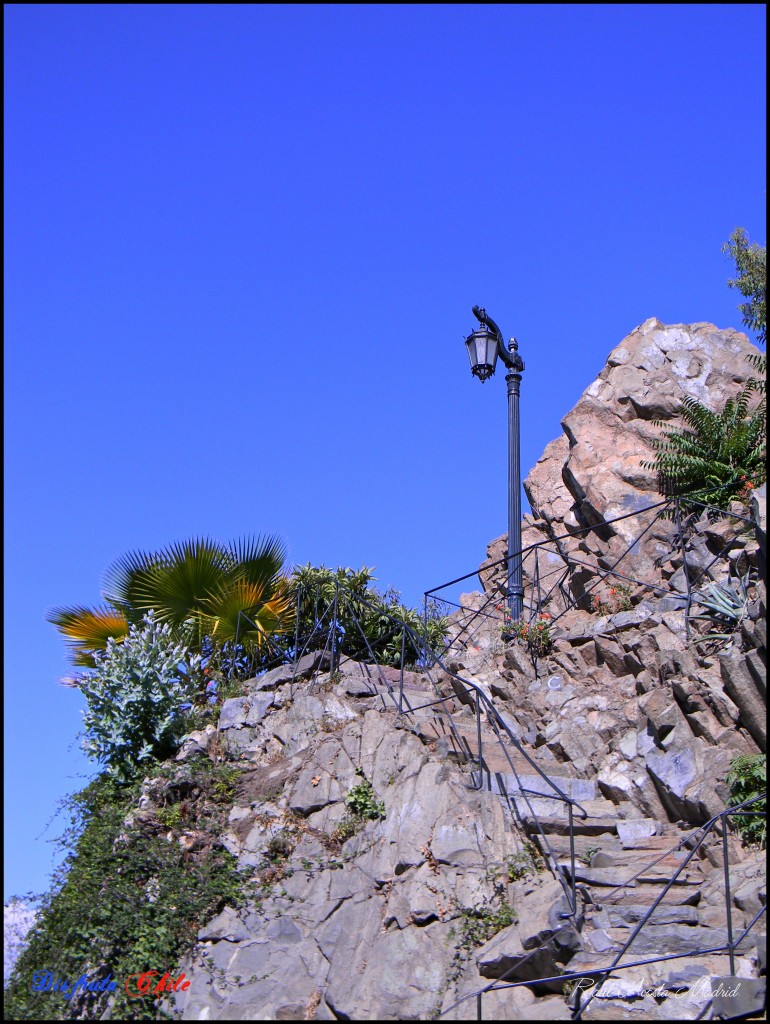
79;320;764;1021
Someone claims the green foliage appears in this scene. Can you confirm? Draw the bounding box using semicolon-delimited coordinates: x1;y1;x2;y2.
502;611;553;658
48;535;292;668
590;582;633;616
344;770;386;820
454;900;517;952
4;770;244;1021
329;814;362;844
726;754;766;847
287;564;449;668
642;384;766;510
723;228;766;347
641;230;767;511
210;764;241;801
265;830;296;862
73;614;203;783
504;847;541;882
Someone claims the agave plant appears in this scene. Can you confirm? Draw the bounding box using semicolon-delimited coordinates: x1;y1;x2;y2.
689;570;752;639
48;535;293;667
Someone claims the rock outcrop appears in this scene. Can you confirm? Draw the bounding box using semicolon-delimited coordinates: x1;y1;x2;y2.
482;319;763;607
130;320;764;1021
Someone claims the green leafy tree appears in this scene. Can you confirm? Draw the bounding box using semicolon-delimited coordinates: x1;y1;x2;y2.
723;227;766;346
726;753;766;847
48;535;293;668
4;770;243;1020
643;231;766;509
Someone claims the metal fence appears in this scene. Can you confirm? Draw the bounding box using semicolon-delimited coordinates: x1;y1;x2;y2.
230;495;764;1019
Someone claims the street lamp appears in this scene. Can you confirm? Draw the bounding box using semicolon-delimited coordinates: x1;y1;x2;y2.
465;305;525;621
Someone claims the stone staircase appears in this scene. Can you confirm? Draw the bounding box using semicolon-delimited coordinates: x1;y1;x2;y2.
357;660;766;1019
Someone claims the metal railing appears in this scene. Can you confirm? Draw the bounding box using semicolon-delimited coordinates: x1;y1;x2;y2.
425;497;762;658
253;578;591;918
228;497;764;1019
442;796;766;1021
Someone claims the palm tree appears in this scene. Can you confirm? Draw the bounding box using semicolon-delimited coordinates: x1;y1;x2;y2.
49;535;293;667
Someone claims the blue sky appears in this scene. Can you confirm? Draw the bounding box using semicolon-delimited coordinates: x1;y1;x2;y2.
4;3;766;902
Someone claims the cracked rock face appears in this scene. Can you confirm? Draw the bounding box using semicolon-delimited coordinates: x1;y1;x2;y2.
169;678;540;1021
526;318;759;534
482;319;762;600
158;319;765;1022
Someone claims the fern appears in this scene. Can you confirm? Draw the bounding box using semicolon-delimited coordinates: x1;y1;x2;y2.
642;382;766;509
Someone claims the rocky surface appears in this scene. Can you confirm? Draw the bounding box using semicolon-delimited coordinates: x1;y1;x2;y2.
481;319;763;609
128;319;765;1021
156;607;765;1020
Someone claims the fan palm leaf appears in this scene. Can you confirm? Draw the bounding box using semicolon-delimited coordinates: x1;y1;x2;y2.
229;535;288;589
107;538;235;626
46;605;130;667
203;578;294;650
51;534;292;665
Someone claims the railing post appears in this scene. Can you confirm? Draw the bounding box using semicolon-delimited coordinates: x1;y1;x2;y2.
293;586;301;662
476;694;483;786
674;497;693;641
477;990;482;1020
568;802;577;916
399;626;406;715
423;593;429;659
722;810;736;975
331;582;340;675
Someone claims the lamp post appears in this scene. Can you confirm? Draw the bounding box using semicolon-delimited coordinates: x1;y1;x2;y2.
465;305;525;621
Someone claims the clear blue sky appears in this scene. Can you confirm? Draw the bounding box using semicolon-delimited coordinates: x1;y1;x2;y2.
4;3;766;902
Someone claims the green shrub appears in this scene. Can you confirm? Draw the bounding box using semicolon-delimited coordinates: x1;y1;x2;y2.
74;613;202;783
287;564;449;668
502;612;553;658
329;814;362;844
590;582;633;616
726;754;766;847
457;901;516;948
641;385;765;511
4;772;243;1021
344;770;385;821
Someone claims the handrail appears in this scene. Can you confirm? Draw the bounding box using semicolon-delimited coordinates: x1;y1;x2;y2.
424;498;671;599
283;574;765;1022
278;578;590;916
438;796;766;1020
429;496;761;659
233;496;764;1018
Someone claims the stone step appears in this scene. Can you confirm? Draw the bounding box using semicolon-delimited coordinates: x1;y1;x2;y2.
605;924;754;957
557;859;704;888
482;772;597;803
564;949;736;982
380;688;453;711
538;833;626;859
516;803;620;838
597;903;701;928
588;848;710;881
591;883;703;907
427;719;575;776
